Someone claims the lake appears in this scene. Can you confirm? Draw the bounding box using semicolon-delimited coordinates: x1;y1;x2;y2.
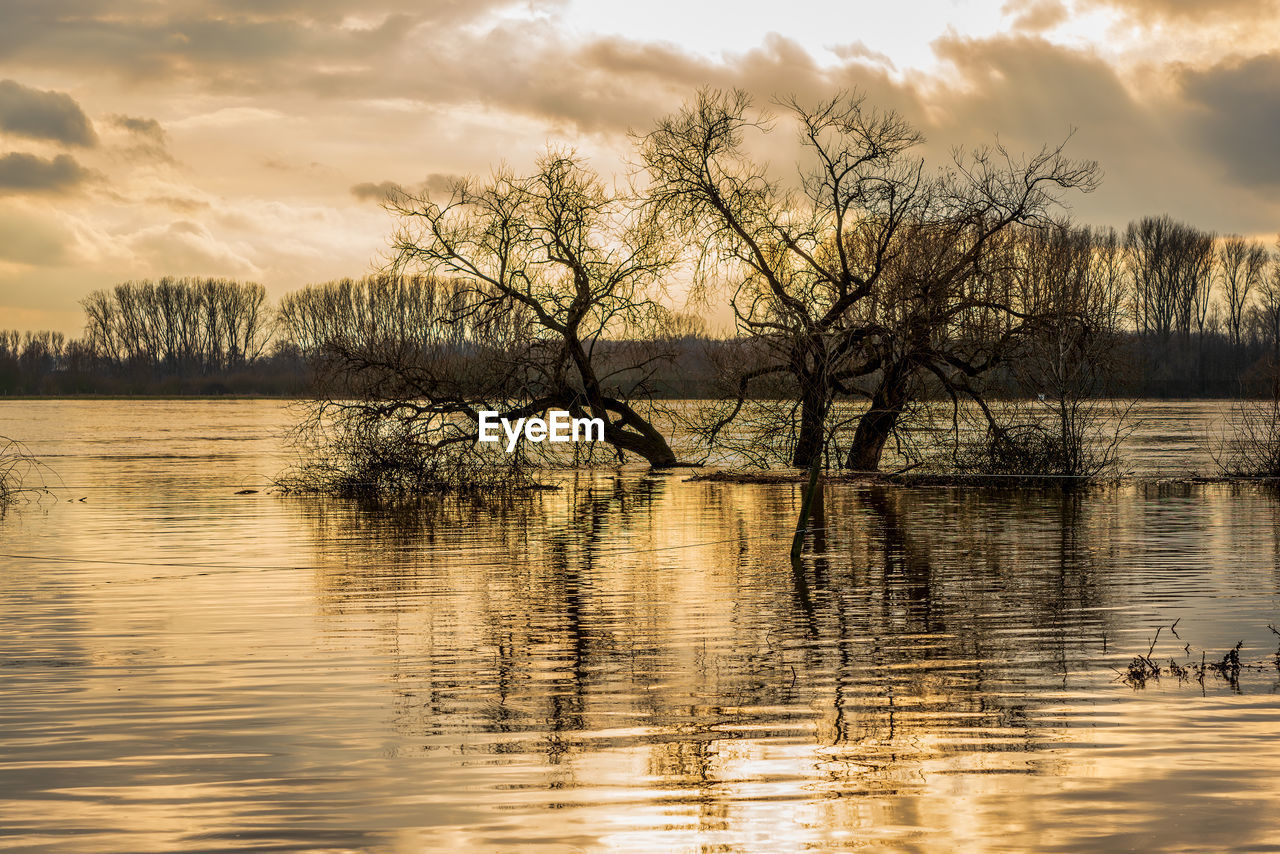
1;399;1279;852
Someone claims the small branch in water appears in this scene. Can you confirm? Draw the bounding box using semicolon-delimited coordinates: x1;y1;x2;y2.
1145;626;1163;661
1119;629;1262;690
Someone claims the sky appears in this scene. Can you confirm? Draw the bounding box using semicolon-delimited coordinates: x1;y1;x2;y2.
1;0;1279;334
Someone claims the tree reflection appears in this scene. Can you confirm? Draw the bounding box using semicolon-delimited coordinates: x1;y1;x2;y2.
296;476;1123;826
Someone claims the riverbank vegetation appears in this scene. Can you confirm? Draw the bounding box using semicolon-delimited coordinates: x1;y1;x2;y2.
1211;399;1280;478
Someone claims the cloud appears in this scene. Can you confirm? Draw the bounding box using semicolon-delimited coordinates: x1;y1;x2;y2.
1176;52;1280;186
1003;0;1069;32
109;113;173;162
169;107;288;131
0;4;882;139
422;173;460;194
0;79;96;146
830;41;897;69
1082;0;1279;22
927;34;1144;140
352;172;464;202
0;0;542;87
126;219;261;277
379;28;845;136
908;34;1253;226
0;152;94;195
111;114;165;142
0;204;72;265
146;194;210;213
350;180;400;202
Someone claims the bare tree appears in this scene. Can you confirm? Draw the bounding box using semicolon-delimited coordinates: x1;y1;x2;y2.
966;223;1132;477
1212;237;1280;477
374;152;683;468
1125;216;1215;341
0;437;50;507
1127;215;1178;341
1257;238;1280;394
641;88;1099;472
81;278;269;375
1184;232;1216;341
1219;235;1269;348
642;89;925;469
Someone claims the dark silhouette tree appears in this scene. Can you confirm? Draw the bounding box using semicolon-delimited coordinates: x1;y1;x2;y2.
376;152;684;467
642;88;1099;471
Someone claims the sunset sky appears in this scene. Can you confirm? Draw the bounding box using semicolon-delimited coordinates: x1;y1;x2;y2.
1;0;1278;334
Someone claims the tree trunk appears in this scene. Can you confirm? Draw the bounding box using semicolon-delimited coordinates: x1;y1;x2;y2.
845;384;905;471
791;445;824;563
791;372;828;468
564;331;680;468
598;397;680;467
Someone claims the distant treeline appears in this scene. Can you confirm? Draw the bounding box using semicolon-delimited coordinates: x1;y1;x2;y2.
4;212;1280;398
2;278;304;395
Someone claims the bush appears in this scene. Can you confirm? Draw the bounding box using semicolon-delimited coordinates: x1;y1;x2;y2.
0;438;50;505
936;398;1131;482
1213;399;1280;477
276;402;544;497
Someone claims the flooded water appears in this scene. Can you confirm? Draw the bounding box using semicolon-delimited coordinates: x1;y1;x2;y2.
2;399;1279;853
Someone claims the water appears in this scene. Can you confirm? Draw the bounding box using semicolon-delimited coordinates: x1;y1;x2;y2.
1;399;1279;853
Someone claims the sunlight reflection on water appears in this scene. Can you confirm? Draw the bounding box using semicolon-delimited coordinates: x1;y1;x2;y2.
0;399;1278;853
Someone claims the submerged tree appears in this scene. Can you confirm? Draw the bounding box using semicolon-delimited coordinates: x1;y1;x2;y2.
642;89;1100;471
955;222;1132;478
0;437;50;507
285;152;688;493
642;90;923;469
384;153;685;467
276;274;538;494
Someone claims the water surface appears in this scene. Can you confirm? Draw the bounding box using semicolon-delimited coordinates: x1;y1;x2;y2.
1;399;1278;852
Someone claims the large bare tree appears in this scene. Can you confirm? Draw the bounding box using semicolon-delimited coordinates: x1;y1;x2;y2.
641;88;1099;471
380;152;684;467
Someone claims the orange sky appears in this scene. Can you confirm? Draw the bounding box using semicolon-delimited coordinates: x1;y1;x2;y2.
1;0;1278;334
